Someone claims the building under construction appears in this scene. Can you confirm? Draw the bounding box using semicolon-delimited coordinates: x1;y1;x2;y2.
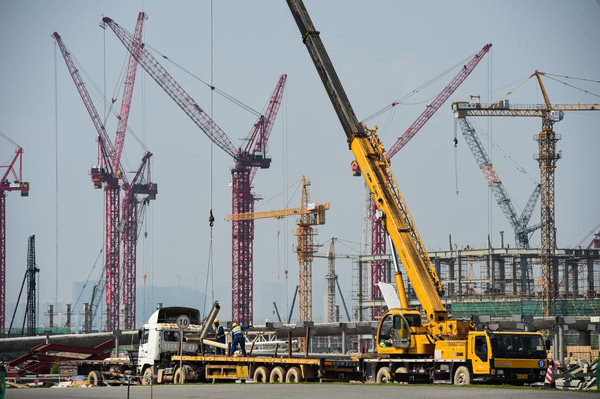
354;242;600;334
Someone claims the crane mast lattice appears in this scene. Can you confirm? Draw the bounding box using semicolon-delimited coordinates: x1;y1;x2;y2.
103;15;286;324
0;145;29;333
452;70;600;315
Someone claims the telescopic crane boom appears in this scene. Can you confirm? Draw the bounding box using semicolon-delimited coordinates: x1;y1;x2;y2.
286;6;549;374
367;44;491;318
286;0;449;326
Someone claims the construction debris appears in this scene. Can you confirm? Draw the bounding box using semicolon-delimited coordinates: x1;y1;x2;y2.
6;381;29;389
555;359;598;390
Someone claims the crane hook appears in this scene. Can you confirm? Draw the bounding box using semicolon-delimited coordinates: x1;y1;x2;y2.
209;209;215;227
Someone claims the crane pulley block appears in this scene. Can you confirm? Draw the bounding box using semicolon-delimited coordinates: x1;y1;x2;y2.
351;160;361;176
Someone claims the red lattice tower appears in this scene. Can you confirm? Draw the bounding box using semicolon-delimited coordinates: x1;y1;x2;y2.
103;16;286;325
122;152;156;329
231;168;254;323
56;13;147;330
0;147;29;332
104;180;121;330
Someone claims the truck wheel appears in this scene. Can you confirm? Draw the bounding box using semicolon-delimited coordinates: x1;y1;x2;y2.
269;366;285;383
285;367;303;383
253;366;269;383
453;366;470;385
141;367;153;385
395;366;408;383
174;367;186;384
88;370;102;386
376;367;392;383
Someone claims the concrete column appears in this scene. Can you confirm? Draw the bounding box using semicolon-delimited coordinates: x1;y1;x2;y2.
435;259;441;282
552;327;558;363
83;303;91;333
457;253;462;297
587;257;595;295
490;255;496;295
357;260;363;322
498;258;506;294
553;258;560;299
520;256;528;294
448;260;455;297
47;305;54;329
512;258;518;295
64;304;72;328
486;255;492;294
571;261;579;296
564;260;570;296
558;324;565;365
578;330;591;346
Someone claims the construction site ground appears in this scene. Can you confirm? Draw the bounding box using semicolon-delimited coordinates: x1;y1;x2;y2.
8;384;599;399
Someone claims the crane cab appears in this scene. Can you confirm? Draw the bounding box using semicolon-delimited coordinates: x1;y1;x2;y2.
376;309;434;356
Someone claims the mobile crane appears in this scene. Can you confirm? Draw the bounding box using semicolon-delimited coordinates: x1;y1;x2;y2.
286;0;548;384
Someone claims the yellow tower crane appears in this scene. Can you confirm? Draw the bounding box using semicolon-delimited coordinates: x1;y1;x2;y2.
226;176;329;323
452;70;600;316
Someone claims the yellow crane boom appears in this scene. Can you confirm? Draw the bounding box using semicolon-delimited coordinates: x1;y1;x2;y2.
225;176;328;327
286;0;448;327
225;203;329;221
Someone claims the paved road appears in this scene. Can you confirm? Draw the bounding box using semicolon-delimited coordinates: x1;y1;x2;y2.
7;384;596;399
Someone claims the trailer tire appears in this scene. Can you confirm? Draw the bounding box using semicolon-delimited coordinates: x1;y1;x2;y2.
269;366;286;383
376;367;392;383
253;366;269;383
174;367;186;384
285;367;303;383
88;370;102;386
453;366;470;385
141;367;153;385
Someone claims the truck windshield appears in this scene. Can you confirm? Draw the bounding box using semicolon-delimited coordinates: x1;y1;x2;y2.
489;334;545;359
402;314;422;327
163;330;180;342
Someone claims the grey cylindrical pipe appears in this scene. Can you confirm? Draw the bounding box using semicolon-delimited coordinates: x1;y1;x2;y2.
200;301;221;339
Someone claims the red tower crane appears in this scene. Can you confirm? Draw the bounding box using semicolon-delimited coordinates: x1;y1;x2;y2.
122;152;156;329
108;12;154;330
53;14;148;331
231;77;286;324
102;16;286;324
0;139;29;333
366;44;491;319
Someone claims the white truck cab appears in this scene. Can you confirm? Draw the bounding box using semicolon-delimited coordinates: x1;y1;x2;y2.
137;307;204;374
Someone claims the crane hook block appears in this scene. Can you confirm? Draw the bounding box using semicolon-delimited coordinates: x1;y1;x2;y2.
209;209;215;227
351;160;361;176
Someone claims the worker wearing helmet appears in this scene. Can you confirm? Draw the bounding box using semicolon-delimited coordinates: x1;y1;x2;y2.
229;322;252;357
213;318;225;355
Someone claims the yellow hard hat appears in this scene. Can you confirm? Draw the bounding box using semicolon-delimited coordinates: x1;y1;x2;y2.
214;318;219;324
232;322;238;327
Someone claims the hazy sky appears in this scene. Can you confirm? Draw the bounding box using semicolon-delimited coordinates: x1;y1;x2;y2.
1;0;599;327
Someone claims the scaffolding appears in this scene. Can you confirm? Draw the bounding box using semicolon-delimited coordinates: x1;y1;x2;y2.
354;245;600;319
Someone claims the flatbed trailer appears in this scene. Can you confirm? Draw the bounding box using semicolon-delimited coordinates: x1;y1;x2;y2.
165;353;546;385
167;354;362;383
